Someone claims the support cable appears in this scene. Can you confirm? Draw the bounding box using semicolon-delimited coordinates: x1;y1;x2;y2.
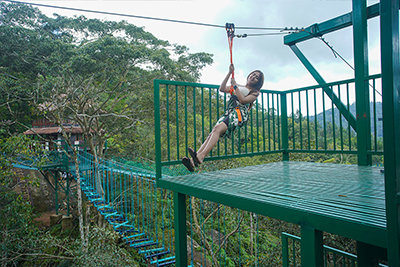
4;0;302;34
305;30;382;97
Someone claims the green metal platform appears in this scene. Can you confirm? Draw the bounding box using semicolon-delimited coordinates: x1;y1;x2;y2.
158;161;387;248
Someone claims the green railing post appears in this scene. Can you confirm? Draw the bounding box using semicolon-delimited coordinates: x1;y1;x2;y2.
353;0;372;166
357;241;387;266
381;0;400;266
281;233;289;267
154;80;162;184
174;192;187;267
289;44;357;132
300;225;323;267
281;92;289;161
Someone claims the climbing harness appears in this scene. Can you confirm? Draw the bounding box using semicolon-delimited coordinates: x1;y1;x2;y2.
225;21;292;129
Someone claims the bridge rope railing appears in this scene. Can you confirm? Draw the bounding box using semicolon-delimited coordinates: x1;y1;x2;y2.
73;150;177;266
74;150;281;266
73;150;297;266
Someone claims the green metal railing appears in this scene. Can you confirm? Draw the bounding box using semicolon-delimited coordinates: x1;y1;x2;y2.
154;79;283;173
284;74;382;156
281;232;357;267
154;75;383;178
153;76;384;265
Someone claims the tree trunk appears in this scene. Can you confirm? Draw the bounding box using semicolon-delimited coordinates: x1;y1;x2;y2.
87;135;104;199
250;212;254;255
72;150;87;250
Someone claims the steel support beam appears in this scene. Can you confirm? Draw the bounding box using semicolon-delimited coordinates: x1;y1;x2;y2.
300;226;324;267
353;0;372;166
159;178;387;248
284;3;380;45
357;241;387;266
154;79;162;187
174;192;187;267
380;0;400;265
289;44;357;131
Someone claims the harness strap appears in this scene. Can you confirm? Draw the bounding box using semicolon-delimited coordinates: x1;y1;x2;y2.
235;107;242;125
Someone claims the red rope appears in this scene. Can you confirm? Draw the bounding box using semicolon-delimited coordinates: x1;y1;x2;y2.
228;36;234;79
228;36;235;95
226;23;235;95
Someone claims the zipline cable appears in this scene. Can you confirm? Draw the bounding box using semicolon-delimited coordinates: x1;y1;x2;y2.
238;32;291;37
3;0;297;32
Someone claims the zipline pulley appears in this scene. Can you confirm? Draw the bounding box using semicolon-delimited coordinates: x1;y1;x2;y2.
225;23;235;39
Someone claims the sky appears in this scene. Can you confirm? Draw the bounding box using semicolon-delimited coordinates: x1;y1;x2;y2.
18;0;382;91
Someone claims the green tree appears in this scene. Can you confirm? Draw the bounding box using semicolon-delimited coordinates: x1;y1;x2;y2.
1;1;213;250
0;133;43;265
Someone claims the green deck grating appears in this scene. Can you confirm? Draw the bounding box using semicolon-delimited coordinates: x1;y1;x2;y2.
158;161;387;248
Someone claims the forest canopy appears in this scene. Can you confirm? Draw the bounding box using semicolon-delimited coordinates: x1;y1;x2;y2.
0;2;213;159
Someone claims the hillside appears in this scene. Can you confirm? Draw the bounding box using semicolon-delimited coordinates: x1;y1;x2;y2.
309;102;383;137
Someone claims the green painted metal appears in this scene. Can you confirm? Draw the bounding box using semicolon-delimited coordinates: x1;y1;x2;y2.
281;93;289;161
153;79;284;169
150;1;396;263
154;77;383;173
380;0;400;266
154;79;162;184
353;0;372;166
357;241;387;266
301;226;323;267
289;44;358;132
284;3;380;45
158;162;387;248
291;92;295;150
174;192;187;266
282;232;358;267
49;169;71;216
281;232;292;267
